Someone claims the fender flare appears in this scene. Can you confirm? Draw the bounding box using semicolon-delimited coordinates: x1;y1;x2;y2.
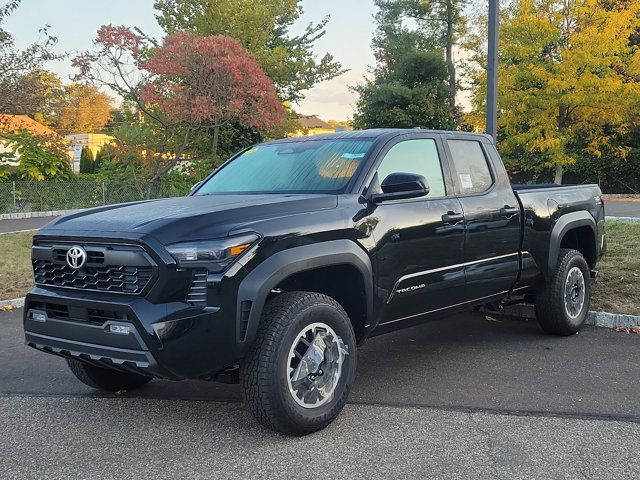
235;240;373;352
548;211;596;274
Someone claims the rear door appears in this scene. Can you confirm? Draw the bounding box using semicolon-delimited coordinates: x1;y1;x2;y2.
444;138;521;299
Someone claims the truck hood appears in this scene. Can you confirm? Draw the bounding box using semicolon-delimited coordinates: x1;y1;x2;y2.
40;194;338;243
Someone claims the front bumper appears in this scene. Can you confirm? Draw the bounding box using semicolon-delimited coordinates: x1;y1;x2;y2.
23;287;240;381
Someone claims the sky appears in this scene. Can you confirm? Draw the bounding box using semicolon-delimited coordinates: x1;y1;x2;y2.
4;0;378;121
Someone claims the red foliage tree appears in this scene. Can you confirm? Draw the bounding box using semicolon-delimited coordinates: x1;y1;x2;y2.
73;26;285;191
141;33;284;158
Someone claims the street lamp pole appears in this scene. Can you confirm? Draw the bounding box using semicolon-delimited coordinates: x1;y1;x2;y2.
486;0;499;143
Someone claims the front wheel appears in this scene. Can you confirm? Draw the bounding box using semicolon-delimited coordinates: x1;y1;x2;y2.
240;291;357;435
534;248;591;336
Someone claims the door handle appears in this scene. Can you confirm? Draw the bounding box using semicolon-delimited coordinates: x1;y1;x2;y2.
442;211;464;224
500;206;520;219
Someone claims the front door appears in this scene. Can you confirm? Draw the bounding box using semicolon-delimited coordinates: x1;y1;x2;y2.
369;136;467;326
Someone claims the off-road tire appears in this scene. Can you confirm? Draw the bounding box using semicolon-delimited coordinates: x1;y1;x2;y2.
240;291;357;435
66;359;152;392
534;248;591;336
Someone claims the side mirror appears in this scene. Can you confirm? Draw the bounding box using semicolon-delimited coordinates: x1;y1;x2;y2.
190;181;202;192
370;172;429;203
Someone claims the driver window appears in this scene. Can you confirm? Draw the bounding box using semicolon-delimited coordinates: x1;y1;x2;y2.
376;139;446;198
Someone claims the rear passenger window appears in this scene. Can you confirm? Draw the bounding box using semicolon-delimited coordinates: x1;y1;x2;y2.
376;139;446;198
447;140;493;194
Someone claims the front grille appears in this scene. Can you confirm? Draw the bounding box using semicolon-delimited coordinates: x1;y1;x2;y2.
186;269;208;306
32;242;155;295
33;261;153;294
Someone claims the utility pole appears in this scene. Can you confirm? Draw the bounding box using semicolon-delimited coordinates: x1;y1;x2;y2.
486;0;499;143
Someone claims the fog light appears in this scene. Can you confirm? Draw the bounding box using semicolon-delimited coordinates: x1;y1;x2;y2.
31;312;46;322
109;324;130;335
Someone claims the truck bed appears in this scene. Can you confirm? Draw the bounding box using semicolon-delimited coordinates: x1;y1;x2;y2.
512;183;605;282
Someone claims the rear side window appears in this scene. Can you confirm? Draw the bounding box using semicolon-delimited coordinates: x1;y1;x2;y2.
447;140;493;194
376;139;446;198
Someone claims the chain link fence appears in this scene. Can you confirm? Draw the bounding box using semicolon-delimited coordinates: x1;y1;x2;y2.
0;180;191;214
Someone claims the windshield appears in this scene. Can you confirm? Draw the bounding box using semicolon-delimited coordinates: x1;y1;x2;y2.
195;139;374;194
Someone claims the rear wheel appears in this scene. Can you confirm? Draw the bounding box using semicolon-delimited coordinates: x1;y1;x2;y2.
240;291;357;435
534;248;591;336
66;359;152;392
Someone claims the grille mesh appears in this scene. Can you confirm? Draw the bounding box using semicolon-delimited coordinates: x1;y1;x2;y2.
33;260;153;294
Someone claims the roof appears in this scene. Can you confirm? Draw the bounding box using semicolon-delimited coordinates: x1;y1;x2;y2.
0;114;62;138
297;115;334;130
265;128;494;145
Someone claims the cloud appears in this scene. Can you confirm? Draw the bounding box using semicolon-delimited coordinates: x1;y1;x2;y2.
296;71;367;121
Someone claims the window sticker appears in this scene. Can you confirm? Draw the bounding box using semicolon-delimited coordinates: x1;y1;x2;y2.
341;152;366;159
459;173;473;190
243;147;259;155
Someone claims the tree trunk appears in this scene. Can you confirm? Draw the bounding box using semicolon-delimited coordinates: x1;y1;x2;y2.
445;1;456;113
211;124;220;161
554;164;564;184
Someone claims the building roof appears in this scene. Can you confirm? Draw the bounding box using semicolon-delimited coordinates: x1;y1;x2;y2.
0;114;62;138
298;115;333;130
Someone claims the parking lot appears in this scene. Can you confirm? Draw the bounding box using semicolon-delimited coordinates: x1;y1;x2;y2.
2;308;639;479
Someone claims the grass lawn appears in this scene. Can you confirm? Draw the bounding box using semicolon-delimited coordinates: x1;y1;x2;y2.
0;231;36;300
591;221;640;316
1;223;639;315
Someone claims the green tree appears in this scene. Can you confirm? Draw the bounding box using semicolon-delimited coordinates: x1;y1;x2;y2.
153;0;344;103
466;0;640;183
373;0;467;114
353;50;455;130
79;146;94;174
0;130;71;181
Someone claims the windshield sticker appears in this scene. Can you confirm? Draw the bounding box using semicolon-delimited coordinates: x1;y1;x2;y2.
341;153;366;159
243;147;259;155
459;173;473;189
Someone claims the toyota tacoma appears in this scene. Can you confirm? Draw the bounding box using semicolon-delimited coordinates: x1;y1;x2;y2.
23;129;605;434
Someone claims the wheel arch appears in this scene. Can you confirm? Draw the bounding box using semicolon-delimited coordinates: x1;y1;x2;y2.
549;211;597;275
236;240;374;352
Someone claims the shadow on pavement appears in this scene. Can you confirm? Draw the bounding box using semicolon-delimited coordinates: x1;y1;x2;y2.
2;308;639;419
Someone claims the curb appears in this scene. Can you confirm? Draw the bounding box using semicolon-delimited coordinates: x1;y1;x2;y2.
0;297;25;309
603;194;640;199
606;216;640;222
0;209;80;220
496;304;640;328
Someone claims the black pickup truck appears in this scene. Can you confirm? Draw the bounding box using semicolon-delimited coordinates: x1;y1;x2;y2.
24;129;605;434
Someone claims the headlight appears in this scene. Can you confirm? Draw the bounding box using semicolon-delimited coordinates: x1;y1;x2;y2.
166;233;259;272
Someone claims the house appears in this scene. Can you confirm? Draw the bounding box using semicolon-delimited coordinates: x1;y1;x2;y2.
292;115;336;137
65;133;115;173
0;114;69;167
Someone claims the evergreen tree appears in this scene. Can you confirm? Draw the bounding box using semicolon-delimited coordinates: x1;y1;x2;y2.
79;146;94;174
353;0;462;130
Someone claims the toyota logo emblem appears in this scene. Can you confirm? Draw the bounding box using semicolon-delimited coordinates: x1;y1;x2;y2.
66;246;87;269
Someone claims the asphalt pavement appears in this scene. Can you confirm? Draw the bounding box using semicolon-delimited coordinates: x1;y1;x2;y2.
1;308;639;478
606;200;640;217
0;216;58;234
